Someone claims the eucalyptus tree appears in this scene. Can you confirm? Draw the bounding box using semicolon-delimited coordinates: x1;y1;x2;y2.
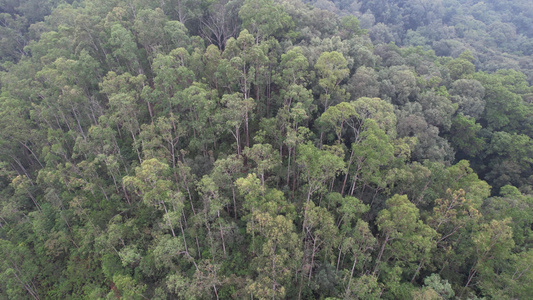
239;0;292;44
315;51;350;112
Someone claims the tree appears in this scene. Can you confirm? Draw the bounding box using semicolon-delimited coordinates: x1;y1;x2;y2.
296;142;345;285
380;66;419;105
200;0;241;49
235;173;264;254
450;79;485;120
0;13;30;62
176;83;219;156
123;159;191;257
347;120;395;197
246;208;301;299
484;131;533;189
351;96;397;138
156;115;186;170
223;30;267;146
463;219;514;295
100;71;148;163
133;8;167;57
476;248;533;299
197;174;231;259
297;142;345;207
34;56;100;140
243;143;280;188
300;202;339;288
319;102;357;144
275;47;310;88
106;23;142;74
418;90;457;132
414;189;481;284
148;48;195;115
473;71;529;133
220;92;256;156
483;186;533;247
344;274;381;300
396;103;454;162
446;57;475;80
239;0;292;43
0;240;40;300
448;114;485;157
0;91;43;179
339;15;366;39
374;195;437;283
210;155;244;220
346;67;380;99
112;274;147;300
2;0;533;297
201;44;224;91
422;274;455;299
315;51;350;111
340;218;377;296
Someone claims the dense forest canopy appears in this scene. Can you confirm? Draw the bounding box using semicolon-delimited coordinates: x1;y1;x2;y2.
0;0;532;299
307;0;533;83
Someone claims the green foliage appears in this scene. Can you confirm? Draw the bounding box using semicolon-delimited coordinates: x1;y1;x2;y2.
446;57;475;80
339;15;366;39
423;274;455;299
239;0;293;42
315;51;350;109
449;114;485;157
376;195;437;268
1;0;533;299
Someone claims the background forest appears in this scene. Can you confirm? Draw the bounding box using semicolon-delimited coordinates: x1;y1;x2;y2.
1;0;533;299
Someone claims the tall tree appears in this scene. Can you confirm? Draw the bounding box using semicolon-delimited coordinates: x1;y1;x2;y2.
314;51;350;112
239;0;292;43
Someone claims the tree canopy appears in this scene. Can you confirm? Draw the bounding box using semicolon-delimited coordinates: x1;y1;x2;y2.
0;0;532;299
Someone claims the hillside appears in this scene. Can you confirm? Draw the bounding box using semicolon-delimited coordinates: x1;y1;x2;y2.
0;0;532;299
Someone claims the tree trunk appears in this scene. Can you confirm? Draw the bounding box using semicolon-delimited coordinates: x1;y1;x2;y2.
373;235;389;276
219;221;227;257
341;149;354;196
161;202;176;237
286;147;292;186
345;255;358;297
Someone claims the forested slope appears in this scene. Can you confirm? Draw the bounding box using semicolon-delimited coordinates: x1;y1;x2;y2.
0;0;532;299
307;0;533;84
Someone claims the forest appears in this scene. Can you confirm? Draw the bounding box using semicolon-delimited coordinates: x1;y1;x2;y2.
0;0;533;299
